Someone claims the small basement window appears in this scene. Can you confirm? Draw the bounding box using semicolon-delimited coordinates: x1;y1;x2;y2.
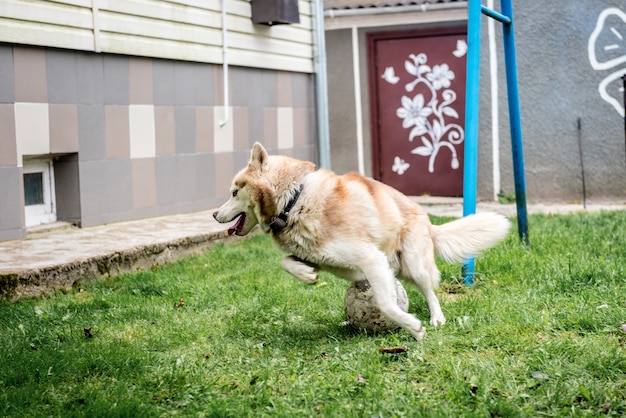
23;159;57;227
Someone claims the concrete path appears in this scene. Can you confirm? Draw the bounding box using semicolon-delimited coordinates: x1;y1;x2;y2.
1;198;624;299
0;210;231;299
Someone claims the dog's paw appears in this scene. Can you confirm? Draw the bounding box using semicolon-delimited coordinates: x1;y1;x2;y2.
409;325;427;341
281;256;318;285
430;313;446;327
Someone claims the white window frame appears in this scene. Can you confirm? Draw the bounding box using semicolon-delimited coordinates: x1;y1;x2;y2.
23;159;57;227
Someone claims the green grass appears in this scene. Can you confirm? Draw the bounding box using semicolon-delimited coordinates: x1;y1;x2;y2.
1;211;625;417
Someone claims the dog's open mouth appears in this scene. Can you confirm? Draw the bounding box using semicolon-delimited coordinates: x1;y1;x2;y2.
228;213;246;236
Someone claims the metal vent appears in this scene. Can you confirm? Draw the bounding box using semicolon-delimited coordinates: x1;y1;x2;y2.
251;0;300;26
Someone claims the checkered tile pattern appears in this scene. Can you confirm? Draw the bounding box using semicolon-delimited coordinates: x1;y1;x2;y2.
0;45;317;240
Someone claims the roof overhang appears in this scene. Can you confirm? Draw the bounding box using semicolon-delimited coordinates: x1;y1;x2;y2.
324;1;468;30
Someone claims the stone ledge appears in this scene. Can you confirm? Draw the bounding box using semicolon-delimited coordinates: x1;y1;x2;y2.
0;229;235;301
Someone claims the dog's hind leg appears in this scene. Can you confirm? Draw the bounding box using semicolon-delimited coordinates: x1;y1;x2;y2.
399;234;446;327
359;251;427;340
281;256;318;285
412;269;446;327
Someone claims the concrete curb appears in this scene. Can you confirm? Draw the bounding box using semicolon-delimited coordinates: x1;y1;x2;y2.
1;229;233;300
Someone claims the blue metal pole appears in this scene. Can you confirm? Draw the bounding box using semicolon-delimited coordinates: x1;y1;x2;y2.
462;0;482;285
500;0;529;246
481;4;511;25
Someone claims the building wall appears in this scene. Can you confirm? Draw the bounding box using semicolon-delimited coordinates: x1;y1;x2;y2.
0;45;317;241
326;2;626;203
326;21;464;178
478;1;626;202
0;0;314;73
326;28;371;176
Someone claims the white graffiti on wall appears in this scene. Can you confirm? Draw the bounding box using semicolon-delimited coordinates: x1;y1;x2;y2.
588;7;626;117
384;40;466;175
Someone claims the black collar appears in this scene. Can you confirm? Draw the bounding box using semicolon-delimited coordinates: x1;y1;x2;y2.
269;184;303;234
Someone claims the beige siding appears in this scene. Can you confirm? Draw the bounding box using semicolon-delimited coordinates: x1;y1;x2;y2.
0;0;314;73
0;0;94;51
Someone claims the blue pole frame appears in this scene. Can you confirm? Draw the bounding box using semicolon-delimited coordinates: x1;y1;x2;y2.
462;0;529;286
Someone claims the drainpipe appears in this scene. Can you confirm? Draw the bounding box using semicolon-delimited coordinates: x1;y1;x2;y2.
487;0;499;201
219;0;229;127
91;0;101;53
312;0;331;169
351;26;365;175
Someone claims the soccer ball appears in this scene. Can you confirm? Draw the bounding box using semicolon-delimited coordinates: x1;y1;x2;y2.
343;279;409;333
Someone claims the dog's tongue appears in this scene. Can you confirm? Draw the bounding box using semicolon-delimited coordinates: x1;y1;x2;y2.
228;214;245;236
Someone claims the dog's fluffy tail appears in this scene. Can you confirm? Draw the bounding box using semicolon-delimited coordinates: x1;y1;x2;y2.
431;212;511;263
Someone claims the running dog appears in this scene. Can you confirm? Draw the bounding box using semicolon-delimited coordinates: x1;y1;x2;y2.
213;143;510;340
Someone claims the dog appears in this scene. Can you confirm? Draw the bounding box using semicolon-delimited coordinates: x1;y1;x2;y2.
213;143;510;340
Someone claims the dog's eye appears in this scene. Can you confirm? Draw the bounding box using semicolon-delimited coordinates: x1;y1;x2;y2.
232;189;238;197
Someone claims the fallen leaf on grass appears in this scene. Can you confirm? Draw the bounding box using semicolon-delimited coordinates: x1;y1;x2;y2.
445;284;466;294
174;298;185;308
379;346;409;354
491;387;510;397
356;374;367;384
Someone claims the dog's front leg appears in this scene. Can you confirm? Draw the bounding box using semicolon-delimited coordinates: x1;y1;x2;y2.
281;256;318;285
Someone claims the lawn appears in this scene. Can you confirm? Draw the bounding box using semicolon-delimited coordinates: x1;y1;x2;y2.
1;211;625;417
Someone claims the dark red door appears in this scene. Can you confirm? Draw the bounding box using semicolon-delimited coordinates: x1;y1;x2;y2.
368;27;467;196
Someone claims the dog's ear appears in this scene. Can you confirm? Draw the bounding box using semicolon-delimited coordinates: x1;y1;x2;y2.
249;142;269;172
250;179;277;223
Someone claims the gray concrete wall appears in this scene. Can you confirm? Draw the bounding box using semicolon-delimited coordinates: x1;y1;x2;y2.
478;1;626;203
326;29;359;175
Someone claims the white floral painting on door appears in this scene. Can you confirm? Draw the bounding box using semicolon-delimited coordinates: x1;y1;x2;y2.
383;40;467;175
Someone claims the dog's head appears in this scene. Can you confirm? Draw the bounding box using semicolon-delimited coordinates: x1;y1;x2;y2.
213;143;278;236
214;142;315;235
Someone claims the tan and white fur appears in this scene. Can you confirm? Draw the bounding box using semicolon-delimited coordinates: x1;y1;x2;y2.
213;143;510;340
